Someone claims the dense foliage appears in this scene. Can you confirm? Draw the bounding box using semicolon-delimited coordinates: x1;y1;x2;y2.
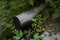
0;0;60;40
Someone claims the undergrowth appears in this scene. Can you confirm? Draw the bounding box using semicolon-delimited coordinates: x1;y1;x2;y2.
0;0;60;40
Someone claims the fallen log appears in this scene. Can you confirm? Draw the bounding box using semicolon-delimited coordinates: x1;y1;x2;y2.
14;4;47;29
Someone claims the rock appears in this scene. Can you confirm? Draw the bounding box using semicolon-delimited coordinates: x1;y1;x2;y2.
42;31;60;40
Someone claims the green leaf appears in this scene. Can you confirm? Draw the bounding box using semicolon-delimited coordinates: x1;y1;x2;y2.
29;0;34;6
14;30;23;38
52;8;60;19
